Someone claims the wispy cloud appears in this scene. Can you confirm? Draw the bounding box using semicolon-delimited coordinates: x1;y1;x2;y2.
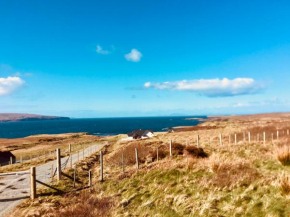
13;72;33;77
144;78;265;97
0;76;25;96
125;49;142;62
96;45;111;55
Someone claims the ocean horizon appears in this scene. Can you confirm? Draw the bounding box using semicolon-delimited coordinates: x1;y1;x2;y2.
0;116;206;139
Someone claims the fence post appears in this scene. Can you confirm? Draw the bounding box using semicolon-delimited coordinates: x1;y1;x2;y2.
100;151;103;182
122;152;125;173
263;132;266;145
73;165;76;188
51;164;53;182
196;135;199;147
234;134;237;145
135;148;139;170
30;166;36;200
10;156;13;165
169;140;172;156
248;132;251;144
88;170;92;187
219;134;223;146
70;154;72;168
156;146;159;162
271;133;274;143
56;148;61;181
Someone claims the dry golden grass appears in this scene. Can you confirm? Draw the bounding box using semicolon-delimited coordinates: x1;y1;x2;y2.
276;145;290;166
280;174;290;194
8;112;290;217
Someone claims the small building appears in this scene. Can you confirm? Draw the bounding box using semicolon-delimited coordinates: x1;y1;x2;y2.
0;151;16;166
127;129;154;140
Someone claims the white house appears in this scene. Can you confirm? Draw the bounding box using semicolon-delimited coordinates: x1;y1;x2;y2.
127;129;154;140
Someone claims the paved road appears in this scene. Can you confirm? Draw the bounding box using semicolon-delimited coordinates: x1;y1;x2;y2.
0;143;105;217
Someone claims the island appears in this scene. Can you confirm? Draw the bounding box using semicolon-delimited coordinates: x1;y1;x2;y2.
0;113;70;122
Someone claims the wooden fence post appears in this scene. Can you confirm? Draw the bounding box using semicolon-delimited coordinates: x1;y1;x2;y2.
234;134;237;145
73;165;76;188
88;170;92;187
272;133;274;143
196;135;199;147
30;166;36;200
219;134;223;146
100;151;103;182
263;132;266;145
70;154;72;168
51;164;53;182
56;148;61;181
248;132;251;144
135;148;139;170
156;146;159;162
122;152;125;173
169;140;172;156
10;156;13;165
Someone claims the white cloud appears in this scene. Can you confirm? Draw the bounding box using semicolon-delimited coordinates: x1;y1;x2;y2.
144;78;265;97
0;77;25;96
125;49;142;62
96;45;110;55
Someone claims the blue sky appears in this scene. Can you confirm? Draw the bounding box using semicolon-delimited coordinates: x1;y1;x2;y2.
1;0;290;117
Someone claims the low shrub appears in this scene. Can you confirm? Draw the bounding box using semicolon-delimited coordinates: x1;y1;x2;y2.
184;146;208;158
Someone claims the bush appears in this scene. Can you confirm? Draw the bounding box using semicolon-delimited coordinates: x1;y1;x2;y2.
184;146;208;158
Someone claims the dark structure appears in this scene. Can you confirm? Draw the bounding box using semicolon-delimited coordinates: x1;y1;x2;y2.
127;129;154;139
0;151;16;166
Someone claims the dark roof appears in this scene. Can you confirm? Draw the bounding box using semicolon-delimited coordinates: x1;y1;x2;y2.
0;151;15;158
127;129;153;137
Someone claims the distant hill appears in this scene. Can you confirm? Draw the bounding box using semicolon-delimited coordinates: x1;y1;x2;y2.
0;113;70;122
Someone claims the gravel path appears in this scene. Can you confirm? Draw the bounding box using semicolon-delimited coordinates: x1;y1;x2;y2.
0;143;105;217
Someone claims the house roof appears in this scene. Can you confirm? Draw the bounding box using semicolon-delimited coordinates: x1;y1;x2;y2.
0;151;15;159
127;129;153;137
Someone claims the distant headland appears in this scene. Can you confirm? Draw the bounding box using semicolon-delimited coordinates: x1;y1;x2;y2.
0;113;70;122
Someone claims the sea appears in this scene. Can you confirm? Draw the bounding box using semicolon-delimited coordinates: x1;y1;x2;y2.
0;116;206;139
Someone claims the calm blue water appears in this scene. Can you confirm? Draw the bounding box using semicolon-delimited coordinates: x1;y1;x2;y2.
0;116;206;139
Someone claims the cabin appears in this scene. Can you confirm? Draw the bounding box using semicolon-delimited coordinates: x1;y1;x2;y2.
0;151;16;166
127;129;154;140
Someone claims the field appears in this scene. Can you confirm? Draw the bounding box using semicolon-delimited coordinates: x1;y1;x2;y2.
5;112;290;217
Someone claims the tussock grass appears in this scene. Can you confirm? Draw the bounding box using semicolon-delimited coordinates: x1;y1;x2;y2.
280;174;290;194
276;145;290;166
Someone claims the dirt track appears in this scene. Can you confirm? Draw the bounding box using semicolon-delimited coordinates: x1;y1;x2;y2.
0;143;105;217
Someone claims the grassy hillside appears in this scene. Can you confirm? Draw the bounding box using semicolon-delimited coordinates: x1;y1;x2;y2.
7;114;290;217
